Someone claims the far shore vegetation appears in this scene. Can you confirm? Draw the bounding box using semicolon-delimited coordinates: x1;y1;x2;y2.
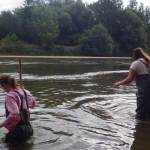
0;0;150;56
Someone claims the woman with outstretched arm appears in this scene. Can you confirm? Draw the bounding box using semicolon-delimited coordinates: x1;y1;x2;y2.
114;47;150;121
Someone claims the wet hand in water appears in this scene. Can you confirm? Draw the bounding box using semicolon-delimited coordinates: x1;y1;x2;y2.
113;82;120;87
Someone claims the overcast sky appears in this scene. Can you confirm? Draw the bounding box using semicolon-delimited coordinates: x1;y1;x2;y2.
0;0;150;12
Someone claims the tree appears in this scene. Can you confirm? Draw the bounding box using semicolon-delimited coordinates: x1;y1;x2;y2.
127;0;138;10
57;11;75;45
79;24;114;56
32;0;46;6
145;6;150;49
47;0;75;6
56;1;94;45
0;11;18;40
119;10;147;52
31;6;58;50
23;0;34;6
13;5;34;43
126;1;146;25
91;0;123;44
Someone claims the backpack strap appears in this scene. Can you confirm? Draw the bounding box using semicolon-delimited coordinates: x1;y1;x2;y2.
23;90;29;108
13;90;29;110
138;59;150;68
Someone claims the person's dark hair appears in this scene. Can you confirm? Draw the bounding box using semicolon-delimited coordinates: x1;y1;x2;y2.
0;74;18;89
131;47;150;64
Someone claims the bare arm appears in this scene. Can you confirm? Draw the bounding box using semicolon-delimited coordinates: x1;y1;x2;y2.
113;68;137;87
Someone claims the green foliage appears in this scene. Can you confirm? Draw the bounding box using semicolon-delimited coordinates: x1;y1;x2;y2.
52;45;65;55
1;34;19;44
113;42;120;56
0;41;44;55
91;0;123;41
0;34;44;55
13;6;34;43
127;0;138;10
78;24;114;56
56;1;94;45
0;11;18;40
24;0;34;6
31;6;58;50
0;0;150;56
119;10;147;52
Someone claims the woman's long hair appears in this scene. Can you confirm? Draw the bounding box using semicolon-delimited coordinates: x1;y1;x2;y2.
0;74;18;89
131;47;150;64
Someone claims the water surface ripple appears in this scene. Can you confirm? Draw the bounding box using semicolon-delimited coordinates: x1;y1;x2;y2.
0;58;149;150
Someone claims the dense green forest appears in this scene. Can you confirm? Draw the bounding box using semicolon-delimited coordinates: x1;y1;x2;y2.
0;0;150;56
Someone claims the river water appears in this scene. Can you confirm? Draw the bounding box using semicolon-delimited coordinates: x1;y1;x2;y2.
0;58;149;150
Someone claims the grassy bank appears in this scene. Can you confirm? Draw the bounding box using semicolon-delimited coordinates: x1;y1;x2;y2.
0;40;131;57
0;41;78;56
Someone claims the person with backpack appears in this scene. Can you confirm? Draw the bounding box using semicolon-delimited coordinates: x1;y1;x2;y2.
0;74;36;142
113;47;150;121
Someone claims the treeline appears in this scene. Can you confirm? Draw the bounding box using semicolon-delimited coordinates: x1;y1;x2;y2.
0;0;150;56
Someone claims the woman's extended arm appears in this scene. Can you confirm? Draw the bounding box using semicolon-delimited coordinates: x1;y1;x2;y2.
113;68;137;87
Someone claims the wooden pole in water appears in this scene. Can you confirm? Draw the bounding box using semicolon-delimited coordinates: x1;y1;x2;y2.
19;58;22;87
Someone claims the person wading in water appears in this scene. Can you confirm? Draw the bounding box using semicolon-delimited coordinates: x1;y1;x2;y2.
113;47;150;121
0;74;36;142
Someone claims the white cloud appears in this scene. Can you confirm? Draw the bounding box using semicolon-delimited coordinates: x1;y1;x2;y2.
0;0;23;12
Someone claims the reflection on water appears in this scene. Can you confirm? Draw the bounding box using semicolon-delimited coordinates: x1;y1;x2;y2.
131;121;150;150
0;58;149;150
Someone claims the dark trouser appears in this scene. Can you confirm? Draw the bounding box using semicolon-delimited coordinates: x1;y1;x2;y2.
5;123;33;143
135;74;150;120
136;95;150;120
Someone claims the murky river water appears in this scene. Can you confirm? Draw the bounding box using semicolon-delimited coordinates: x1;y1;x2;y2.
0;58;149;150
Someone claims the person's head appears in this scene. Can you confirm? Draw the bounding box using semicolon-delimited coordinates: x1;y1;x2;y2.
131;47;150;63
0;74;18;92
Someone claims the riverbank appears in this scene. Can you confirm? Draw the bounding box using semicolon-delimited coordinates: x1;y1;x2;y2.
0;55;130;59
